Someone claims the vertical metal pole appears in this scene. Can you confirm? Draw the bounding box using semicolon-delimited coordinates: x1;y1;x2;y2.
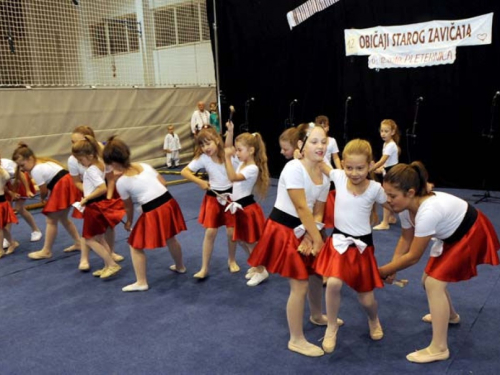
212;0;222;117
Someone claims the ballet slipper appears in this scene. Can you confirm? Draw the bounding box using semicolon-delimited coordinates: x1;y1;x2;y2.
228;261;240;273
288;341;324;357
421;313;460;325
373;223;390;231
111;253;124;262
169;265;187;274
92;268;105;277
406;348;450;363
322;327;339;353
122;283;149;292
368;319;384;340
193;270;208;279
6;240;20;255
245;267;257;279
310;315;345;327
100;264;121;279
78;262;90;272
63;244;81;253
28;250;52;260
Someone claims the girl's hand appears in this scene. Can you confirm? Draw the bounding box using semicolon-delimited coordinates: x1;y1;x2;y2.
80;197;88;206
198;180;210;190
293;149;303;160
298;236;313;254
224;147;234;158
11;192;21;201
124;221;132;231
374;167;384;174
226;121;234;132
311;237;324;256
27;191;35;198
318;161;332;176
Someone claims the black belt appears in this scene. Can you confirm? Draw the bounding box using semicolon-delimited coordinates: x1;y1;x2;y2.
47;170;69;191
329;181;336;191
332;227;374;247
269;207;301;229
86;195;106;205
206;187;232;197
0;195;5;203
444;204;478;244
235;195;256;208
142;191;172;213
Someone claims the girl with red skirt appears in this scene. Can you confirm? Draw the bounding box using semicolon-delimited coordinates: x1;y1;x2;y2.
103;137;186;292
379;162;500;363
72;136;124;279
0;164;19;258
224;121;270;286
12;143;81;260
181;127;236;279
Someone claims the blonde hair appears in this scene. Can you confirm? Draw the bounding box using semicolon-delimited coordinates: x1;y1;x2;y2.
12;143;65;168
72;125;96;138
342;138;373;164
279;127;299;149
72;135;102;159
380;119;400;145
194;127;224;163
235;132;270;199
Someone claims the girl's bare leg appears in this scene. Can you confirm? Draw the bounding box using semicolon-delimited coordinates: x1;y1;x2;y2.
194;228;218;279
226;227;239;272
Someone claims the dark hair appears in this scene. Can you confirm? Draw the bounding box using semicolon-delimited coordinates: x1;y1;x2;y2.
102;136;131;168
384;161;430;197
72;135;101;159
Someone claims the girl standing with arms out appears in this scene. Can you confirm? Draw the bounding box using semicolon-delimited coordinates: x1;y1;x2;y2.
248;123;334;357
0;164;19;258
379;162;499;363
69;126;124;271
314;139;390;354
1;155;42;248
181;127;237;279
224;122;270;286
103;137;186;292
12;144;81;259
371;119;400;230
72;137;124;279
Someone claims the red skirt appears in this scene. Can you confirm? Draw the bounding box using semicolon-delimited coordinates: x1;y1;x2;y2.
128;198;187;250
198;194;235;229
0;201;18;228
233;202;265;243
425;211;500;282
248;219;316;280
82;198;125;239
42;174;81;215
6;172;36;201
314;240;384;293
323;190;336;229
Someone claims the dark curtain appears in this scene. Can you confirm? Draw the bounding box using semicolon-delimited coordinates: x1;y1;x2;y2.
207;0;500;190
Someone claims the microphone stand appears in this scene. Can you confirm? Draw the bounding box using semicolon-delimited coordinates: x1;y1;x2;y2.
473;92;500;204
343;97;351;145
284;100;297;129
241;99;251;132
405;97;422;162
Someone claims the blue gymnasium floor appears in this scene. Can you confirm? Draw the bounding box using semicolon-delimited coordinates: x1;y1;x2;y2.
1;171;499;375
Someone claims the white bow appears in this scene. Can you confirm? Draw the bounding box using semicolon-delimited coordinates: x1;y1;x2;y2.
225;201;243;214
293;222;325;238
429;238;444;257
216;193;231;206
332;233;367;254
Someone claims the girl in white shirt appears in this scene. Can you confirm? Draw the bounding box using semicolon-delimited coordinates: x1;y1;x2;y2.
181;127;237;279
0;164;19;258
12;143;81;260
72;136;124;279
224;122;270;286
103;137;186;292
379;162;500;363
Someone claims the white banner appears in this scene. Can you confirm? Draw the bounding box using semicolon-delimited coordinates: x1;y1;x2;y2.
345;13;493;56
368;48;456;69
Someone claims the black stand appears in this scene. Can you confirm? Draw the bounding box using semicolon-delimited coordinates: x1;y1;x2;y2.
284;99;297;129
405;97;423;162
343;96;351;144
241;97;254;132
473;92;500;204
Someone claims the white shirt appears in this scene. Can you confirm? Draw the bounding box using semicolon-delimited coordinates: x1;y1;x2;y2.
399;191;467;239
83;165;106;198
324;137;340;167
231;158;259;201
190;110;210;134
68;155;87;178
329;169;387;236
163;133;181;151
1;158;17;179
382;141;398;168
31;162;63;187
274;159;329;217
187;154;232;190
116;163;167;206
